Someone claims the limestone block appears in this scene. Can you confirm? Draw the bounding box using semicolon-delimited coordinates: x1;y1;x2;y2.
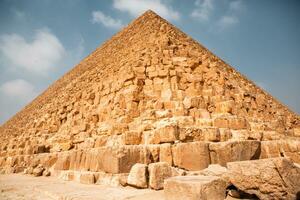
294;127;300;137
172;142;210;170
147;145;160;162
195;118;213;127
94;135;108;147
198;164;227;177
95;171;128;187
226;158;300;200
209;140;260;166
262;130;284;140
123;131;142;145
80;172;95;184
155;110;172;119
171;166;186;176
100;145;151;174
148;162;172;190
32;164;44;177
219;128;232;142
152;124;179;144
179;127;202;142
228;117;248;130
183;97;201;109
127;163;148;188
215;100;234;113
159;143;173;165
164;175;227;200
203;127;220;142
54;152;71;170
58;171;74;181
213;117;229;128
260;140;300;163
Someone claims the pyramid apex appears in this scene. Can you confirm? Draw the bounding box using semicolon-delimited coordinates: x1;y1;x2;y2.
142;9;159;16
137;9;164;20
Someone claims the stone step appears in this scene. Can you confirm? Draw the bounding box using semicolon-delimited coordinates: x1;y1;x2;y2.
164;175;227;200
1;140;300;175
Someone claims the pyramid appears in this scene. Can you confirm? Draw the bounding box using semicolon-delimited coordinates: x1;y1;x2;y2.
0;10;300;193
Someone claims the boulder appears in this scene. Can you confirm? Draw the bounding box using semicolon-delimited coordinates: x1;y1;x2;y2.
32;164;44;177
209;140;260;166
127;163;148;188
164;175;227;200
172;142;210;170
42;169;51;176
226;158;300;200
148;162;172;190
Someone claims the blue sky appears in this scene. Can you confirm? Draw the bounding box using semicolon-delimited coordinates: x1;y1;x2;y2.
0;0;299;124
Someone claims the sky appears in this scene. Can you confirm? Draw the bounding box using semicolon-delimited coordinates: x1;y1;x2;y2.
0;0;299;125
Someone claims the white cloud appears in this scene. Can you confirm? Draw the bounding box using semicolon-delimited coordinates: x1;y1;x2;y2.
216;0;245;31
0;29;66;74
113;0;180;20
0;79;37;102
217;15;239;29
229;0;244;12
92;11;124;29
191;0;214;21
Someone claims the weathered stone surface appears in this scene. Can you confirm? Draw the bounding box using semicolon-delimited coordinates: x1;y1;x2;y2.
0;10;299;197
209;140;260;166
159;143;173;165
123;131;142;145
198;164;227;177
148;162;172;190
32;165;44;177
151;124;179;144
172;142;210;170
260;140;300;163
226;158;300;200
127;163;148;188
164;175;227;200
80;172;95;184
54;153;71;170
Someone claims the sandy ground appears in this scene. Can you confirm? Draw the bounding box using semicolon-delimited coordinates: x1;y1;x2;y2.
0;174;165;200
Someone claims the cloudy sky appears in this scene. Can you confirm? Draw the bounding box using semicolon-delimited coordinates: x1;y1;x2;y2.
0;0;299;124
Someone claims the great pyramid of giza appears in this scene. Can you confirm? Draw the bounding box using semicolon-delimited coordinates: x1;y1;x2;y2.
1;10;300;199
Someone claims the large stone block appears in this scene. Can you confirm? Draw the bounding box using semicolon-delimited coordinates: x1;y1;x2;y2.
100;145;151;174
214;116;248;130
226;158;300;200
209;140;260;166
148;124;179;144
172;142;210;171
159;143;173;165
123;131;142;145
215;100;234;114
69;150;83;171
164;175;227;200
127;163;148;188
80;172;95;184
260;140;300;163
54;152;71;170
148;162;172;190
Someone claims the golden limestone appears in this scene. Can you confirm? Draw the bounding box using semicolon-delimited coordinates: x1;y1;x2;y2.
0;10;300;199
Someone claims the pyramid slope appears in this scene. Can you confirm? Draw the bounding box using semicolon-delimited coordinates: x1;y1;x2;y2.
0;10;299;152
